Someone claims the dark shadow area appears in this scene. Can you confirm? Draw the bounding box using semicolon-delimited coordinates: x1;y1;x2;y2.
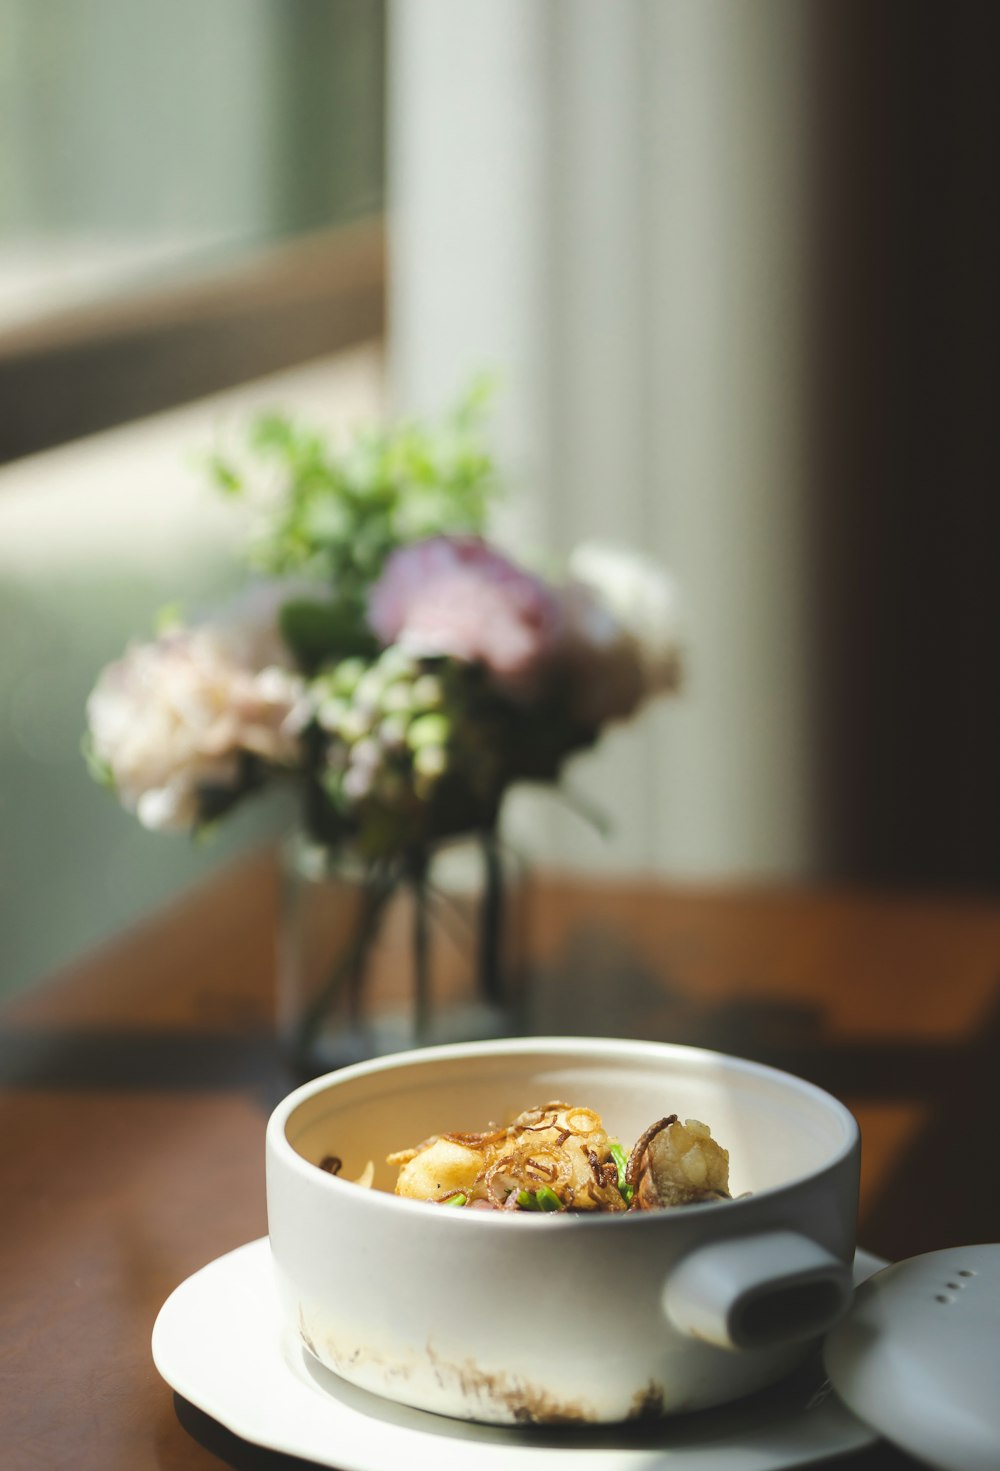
0;1026;296;1113
174;1394;317;1470
804;2;1000;888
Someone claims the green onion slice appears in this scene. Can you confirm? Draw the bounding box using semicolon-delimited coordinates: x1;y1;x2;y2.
515;1185;563;1212
609;1141;634;1204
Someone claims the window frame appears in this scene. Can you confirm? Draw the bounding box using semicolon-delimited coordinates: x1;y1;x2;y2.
0;216;385;465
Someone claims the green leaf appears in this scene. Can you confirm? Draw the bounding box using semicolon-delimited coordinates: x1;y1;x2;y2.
216;387;502;588
154;602;184;635
454;370;499;426
250;412;298;455
81;731;114;789
279;600;378;673
205;453;243;496
321;768;351;816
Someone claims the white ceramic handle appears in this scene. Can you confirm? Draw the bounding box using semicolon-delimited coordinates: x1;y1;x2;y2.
663;1230;852;1352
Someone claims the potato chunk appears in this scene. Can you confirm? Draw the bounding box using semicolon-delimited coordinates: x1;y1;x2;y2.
392;1137;483;1202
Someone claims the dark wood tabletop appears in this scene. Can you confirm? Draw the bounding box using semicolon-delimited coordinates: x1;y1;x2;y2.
3;850;998;1470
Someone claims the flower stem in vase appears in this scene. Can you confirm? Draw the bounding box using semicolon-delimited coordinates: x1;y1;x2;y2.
478;829;504;1007
294;861;395;1061
409;850;432;1044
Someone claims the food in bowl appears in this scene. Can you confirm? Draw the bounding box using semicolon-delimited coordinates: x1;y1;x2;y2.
321;1098;733;1212
266;1038;860;1423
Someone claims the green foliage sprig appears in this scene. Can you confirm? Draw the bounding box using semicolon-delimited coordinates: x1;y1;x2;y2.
207;379;499;598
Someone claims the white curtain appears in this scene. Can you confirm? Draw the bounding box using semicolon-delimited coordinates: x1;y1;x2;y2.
389;0;814;879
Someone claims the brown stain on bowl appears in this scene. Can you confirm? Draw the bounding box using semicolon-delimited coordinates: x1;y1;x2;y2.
425;1343;595;1424
298;1308;669;1425
627;1380;666;1420
299;1309;404;1379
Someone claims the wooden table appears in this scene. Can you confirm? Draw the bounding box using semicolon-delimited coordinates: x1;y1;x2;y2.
3;852;999;1470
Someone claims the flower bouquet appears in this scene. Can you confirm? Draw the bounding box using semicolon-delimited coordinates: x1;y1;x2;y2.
85;396;682;1070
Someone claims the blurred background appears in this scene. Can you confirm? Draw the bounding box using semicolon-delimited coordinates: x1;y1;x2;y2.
1;0;997;1000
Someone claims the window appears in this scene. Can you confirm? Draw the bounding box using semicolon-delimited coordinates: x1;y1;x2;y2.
0;1;386;997
0;0;385;460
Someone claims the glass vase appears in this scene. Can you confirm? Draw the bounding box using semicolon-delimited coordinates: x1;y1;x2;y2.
278;829;529;1077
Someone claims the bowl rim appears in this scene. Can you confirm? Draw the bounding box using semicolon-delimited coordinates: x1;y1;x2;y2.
266;1036;860;1229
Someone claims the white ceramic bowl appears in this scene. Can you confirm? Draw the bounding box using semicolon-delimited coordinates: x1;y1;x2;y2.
266;1036;860;1425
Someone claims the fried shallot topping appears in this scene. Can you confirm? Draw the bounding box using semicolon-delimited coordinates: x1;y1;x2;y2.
390;1101;627;1212
385;1102;733;1214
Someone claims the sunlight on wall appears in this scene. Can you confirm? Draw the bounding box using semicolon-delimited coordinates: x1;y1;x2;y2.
0;344;383;997
390;0;812;879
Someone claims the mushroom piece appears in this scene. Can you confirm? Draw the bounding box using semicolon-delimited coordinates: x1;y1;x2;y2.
625;1115;731;1209
318;1154;375;1188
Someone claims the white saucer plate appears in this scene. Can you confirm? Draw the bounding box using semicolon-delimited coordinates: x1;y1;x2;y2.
152;1238;883;1471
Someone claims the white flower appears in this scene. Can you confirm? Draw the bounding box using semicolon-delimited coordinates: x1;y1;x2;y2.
567;542;684;700
86;584;307;831
557;583;646;726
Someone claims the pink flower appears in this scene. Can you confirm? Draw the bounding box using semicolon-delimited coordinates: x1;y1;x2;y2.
86;583;307;831
367;537;562;699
